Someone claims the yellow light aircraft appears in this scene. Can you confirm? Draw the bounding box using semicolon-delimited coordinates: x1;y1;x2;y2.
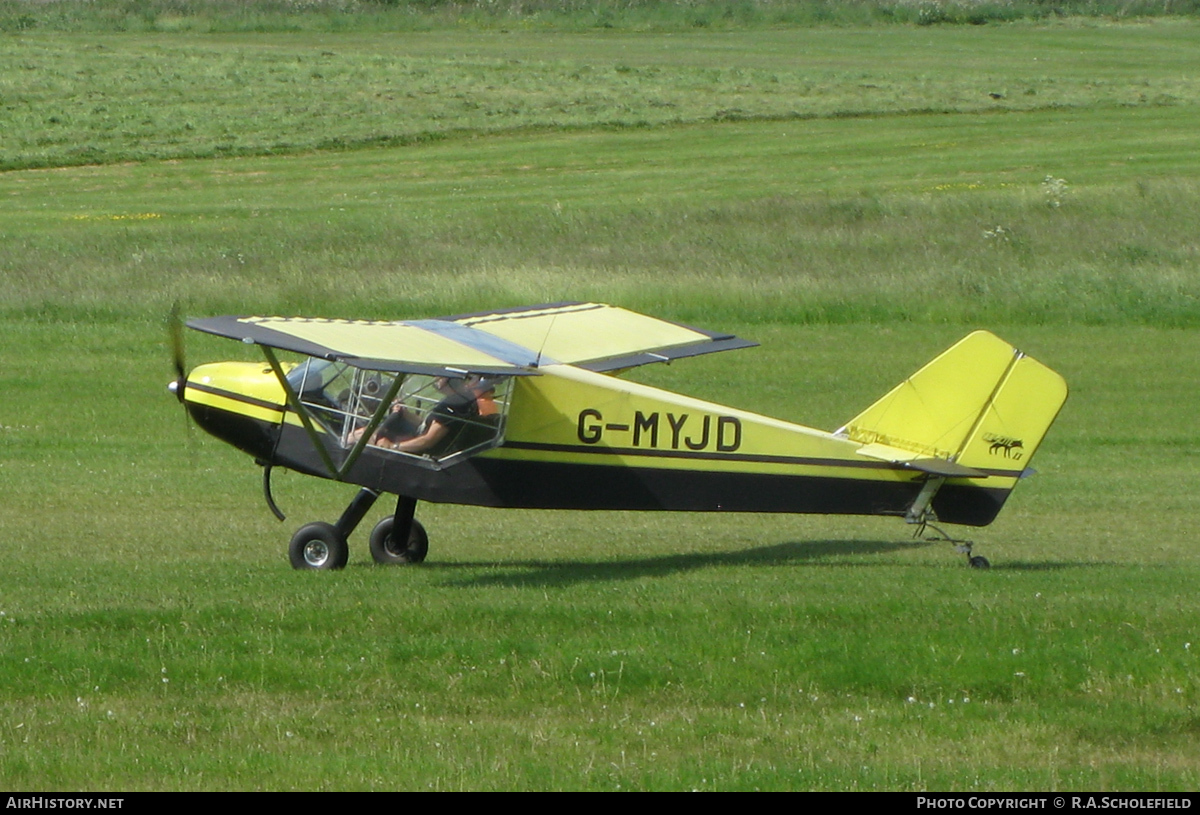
168;302;1067;570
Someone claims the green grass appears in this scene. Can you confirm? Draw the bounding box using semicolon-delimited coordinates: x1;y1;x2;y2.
4;107;1200;325
2;13;1200;790
5;22;1200;171
4;0;1200;36
4;22;1200;325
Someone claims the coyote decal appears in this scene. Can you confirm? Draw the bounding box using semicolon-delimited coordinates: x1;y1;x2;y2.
985;434;1025;459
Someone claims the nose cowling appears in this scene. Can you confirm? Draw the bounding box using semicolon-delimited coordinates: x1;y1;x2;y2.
177;362;289;461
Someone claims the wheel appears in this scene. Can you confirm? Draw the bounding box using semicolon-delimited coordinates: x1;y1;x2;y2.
969;555;991;570
368;516;428;565
289;522;349;571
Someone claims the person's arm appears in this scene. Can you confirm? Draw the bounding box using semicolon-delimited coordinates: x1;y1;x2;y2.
393;419;450;454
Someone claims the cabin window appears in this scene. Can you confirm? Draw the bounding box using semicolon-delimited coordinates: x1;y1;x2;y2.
340;369;512;463
286;358;511;462
288;359;357;432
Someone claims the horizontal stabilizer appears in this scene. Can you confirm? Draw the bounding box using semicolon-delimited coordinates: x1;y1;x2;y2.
855;442;987;478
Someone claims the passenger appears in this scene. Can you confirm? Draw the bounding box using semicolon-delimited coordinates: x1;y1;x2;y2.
471;376;500;418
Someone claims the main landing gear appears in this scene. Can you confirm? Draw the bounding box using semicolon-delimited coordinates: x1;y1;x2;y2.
288;488;427;571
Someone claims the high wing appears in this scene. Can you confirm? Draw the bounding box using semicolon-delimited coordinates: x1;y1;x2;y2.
443;302;757;372
187;315;543;376
189;303;756;375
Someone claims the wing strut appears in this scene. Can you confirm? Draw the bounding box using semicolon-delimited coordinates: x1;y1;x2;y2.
261;347;416;482
337;373;405;477
261;347;340;479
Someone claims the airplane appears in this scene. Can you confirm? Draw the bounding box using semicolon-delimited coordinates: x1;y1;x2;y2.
168;302;1068;571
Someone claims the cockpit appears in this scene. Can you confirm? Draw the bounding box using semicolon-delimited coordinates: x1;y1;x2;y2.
286;358;511;465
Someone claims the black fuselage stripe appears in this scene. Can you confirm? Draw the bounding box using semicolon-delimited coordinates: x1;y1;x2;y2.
504;440;889;469
186;381;285;413
501;440;1024;477
185;394;1024;480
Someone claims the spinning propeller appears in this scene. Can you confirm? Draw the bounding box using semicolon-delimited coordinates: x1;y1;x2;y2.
167;303;188;403
166;305;287;519
166;303;205;468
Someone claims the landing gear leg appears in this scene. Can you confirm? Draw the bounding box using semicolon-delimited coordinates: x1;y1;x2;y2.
334;487;382;540
368;494;428;564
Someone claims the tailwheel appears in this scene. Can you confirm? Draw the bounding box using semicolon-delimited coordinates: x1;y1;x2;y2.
954;543;990;570
289;522;349;571
369;516;429;565
914;518;990;569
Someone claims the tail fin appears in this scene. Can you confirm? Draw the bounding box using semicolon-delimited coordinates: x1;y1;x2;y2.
842;331;1068;526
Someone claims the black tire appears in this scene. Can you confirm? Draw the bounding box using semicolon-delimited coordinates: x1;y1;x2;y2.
368;516;429;565
289;522;349;571
969;555;991;570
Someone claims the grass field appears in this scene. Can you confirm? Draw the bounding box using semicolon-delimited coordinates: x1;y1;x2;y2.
1;5;1199;790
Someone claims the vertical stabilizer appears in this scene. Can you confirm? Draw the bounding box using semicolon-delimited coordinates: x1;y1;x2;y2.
843;331;1067;526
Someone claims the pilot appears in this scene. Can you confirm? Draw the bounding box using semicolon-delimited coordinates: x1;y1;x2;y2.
380;375;481;455
347;390;416;447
